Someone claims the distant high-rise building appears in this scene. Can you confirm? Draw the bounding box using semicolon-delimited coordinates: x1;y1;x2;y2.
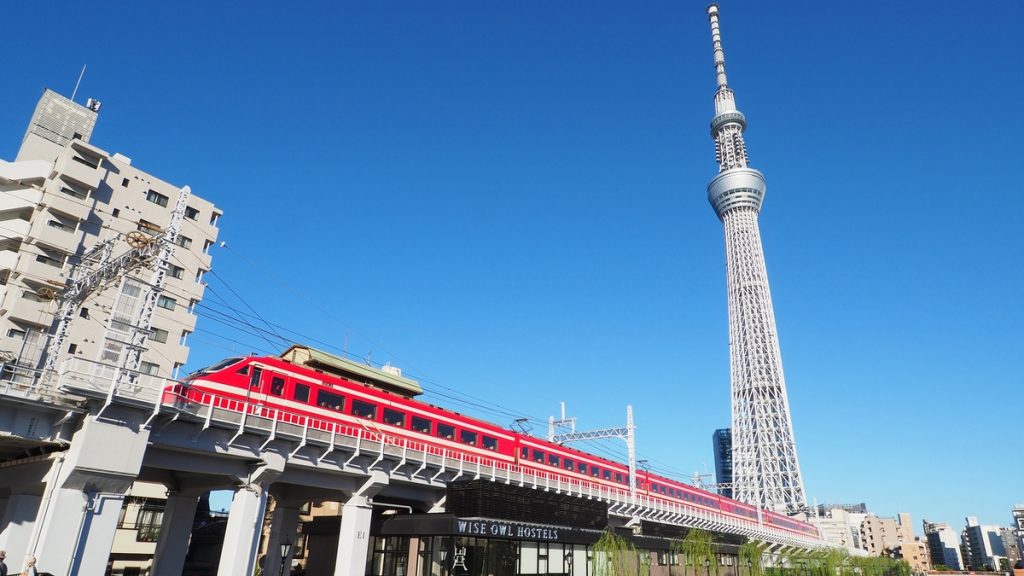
924;520;964;570
703;5;805;512
711;428;733;498
962;516;1006;570
0;89;221;381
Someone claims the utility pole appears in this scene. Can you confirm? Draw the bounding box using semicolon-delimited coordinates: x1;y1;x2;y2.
548;404;637;497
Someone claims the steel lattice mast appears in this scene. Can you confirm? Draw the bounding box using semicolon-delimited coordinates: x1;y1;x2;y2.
704;4;806;512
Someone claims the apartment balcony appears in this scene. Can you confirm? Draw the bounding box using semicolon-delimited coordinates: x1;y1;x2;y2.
5;293;54;327
41;190;92;222
16;255;66;286
55;153;102;191
0;219;31;240
0;189;41;213
0;250;21;274
31;221;82;254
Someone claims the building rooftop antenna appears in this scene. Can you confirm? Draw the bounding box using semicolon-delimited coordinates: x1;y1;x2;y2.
71;64;87;102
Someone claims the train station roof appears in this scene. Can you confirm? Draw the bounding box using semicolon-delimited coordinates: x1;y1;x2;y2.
279;344;423;398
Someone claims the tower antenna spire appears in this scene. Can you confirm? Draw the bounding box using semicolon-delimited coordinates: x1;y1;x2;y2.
706;5;728;90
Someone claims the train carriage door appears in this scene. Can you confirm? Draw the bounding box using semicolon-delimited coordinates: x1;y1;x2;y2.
244;366;263;403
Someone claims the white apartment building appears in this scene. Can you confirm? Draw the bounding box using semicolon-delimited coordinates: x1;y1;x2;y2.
0;89;220;383
962;516;1006;571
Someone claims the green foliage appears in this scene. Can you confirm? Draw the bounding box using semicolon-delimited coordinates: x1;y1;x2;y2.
682;529;717;576
739;540;767;576
593;527;650;576
756;544;911;576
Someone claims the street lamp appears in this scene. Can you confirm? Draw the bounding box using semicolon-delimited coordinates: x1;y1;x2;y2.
440;540;449;570
278;537;292;576
748;559;754;576
706;557;713;576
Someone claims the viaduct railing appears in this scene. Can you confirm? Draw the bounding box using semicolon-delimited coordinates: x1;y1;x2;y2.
54;356;826;550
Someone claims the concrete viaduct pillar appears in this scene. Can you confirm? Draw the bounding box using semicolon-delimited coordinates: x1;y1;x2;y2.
30;405;149;576
334;470;389;576
149;493;200;576
216;446;287;576
261;503;300;576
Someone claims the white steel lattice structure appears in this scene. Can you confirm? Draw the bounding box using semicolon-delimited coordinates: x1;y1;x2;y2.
705;4;806;512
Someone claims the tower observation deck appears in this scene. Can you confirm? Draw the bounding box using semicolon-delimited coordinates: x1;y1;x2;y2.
704;4;806;512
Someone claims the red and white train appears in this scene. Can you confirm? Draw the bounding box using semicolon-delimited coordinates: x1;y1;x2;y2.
175;345;819;540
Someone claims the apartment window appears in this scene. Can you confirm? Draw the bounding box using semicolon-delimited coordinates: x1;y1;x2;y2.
71;154;99;169
68;343;77;354
80;308;89;319
47;220;73;233
140;362;159;376
21;291;43;302
7;329;26;339
35;248;65;268
60;186;87;200
185;206;199;220
112;208;120;217
150;328;168;343
203;240;214;255
156;295;176;310
210;212;221;226
138;220;160;236
146;190;169;207
195;269;205;284
176;235;192;249
121;178;130;187
169;265;184;279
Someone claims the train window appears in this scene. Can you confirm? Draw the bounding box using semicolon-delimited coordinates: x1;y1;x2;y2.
436;423;455;440
661;486;667;495
316;390;345;412
236;365;250;376
615;473;623;484
521;447;529;459
577;462;587;475
460;430;478;446
249;367;263;388
602;469;611;481
651;483;658;492
411;416;432;434
563;458;574;470
482;436;498;451
382;408;406;427
591;467;600;478
351;399;377;420
293;383;310;403
269;376;285;397
548;454;560;468
532;450;544;463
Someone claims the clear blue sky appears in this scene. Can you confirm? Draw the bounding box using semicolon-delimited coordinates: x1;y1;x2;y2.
3;1;1022;533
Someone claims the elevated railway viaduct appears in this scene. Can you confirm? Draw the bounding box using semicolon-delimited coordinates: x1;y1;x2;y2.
0;358;823;576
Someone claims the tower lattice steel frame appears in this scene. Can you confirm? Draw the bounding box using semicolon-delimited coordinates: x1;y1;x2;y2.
704;4;806;512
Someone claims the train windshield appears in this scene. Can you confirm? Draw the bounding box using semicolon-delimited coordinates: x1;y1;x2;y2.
186;357;244;378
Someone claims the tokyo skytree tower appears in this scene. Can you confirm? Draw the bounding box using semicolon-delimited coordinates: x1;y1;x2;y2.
704;4;806;512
